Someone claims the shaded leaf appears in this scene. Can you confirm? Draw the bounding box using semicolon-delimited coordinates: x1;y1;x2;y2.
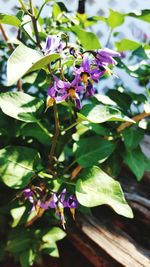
75;136;116;167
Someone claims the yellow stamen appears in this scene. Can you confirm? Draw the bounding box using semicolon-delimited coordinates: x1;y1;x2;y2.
45;97;55;112
105;68;113;76
70;208;76;220
68;88;76;99
80;72;89;84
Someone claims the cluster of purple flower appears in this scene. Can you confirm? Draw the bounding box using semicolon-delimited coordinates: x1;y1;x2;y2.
44;35;120;109
23;187;77;228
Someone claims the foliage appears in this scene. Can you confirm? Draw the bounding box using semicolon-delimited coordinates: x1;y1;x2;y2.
0;1;150;266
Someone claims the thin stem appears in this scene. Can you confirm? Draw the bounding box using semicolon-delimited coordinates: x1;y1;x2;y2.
0;24;22;91
63;159;76;174
36;120;52;138
18;0;33;16
36;1;46;20
49;102;60;165
29;0;42;49
117;112;150;132
0;24;13;51
105;28;113;47
62;121;79;133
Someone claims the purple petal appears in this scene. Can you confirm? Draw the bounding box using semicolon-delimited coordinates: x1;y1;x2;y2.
67;195;78;208
74;98;82;109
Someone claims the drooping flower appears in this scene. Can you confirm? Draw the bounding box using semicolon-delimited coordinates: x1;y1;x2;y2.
74;55;104;87
44;35;63;55
93;48;120;69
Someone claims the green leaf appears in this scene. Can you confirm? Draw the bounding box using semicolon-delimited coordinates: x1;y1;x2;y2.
7;234;30;254
122;128;144;149
7;44;60;85
75;137;116;167
21;123;52;146
0;13;21;27
10;206;26;227
70;26;101;50
76;166;133;218
115;39;141;52
0;146;42;188
41;227;66;257
78;104;134;123
123;147;145;181
0;92;44;122
52;3;62;18
107;9;125;29
20;249;35;267
128;10;150;23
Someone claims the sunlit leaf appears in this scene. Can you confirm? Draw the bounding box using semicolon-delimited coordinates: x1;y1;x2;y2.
76;166;133;218
0;13;21;27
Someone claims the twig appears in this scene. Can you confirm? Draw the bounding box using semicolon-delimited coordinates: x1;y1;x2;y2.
29;0;42;49
48;102;60;166
0;24;22;91
71;165;82;180
0;24;13;51
105;28;113;47
77;0;86;14
117;112;150;132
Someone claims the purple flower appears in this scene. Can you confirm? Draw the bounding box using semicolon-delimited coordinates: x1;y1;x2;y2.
44;35;63;55
48;75;84;109
74;55;104;86
23;188;34;204
93;48;120;68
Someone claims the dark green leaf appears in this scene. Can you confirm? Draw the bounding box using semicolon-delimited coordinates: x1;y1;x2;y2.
20;249;35;267
75;137;116;167
76;166;133;218
128;10;150;23
122;128;144;149
123;146;145;181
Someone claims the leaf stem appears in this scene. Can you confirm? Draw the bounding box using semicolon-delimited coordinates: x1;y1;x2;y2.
49;102;60;165
36;120;52;138
117;112;150;132
0;24;22;91
29;0;42;49
63;159;77;174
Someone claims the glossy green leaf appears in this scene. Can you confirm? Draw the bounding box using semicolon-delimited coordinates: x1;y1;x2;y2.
78;104;134;123
52;3;62;18
75;137;116;167
41;227;66;257
76;166;133;218
122;128;144;149
107;9;125;29
115;39;141;52
123;147;145;181
0;92;44;122
0;146;42;188
7;44;60;85
70;26;101;50
10;206;26;227
0;13;21;27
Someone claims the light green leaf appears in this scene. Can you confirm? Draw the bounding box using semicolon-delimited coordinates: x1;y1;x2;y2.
107;9;125;29
75;137;116;167
70;25;101;50
76;166;133;218
0;146;42;188
0;92;44;122
7;43;60;85
52;3;62;18
0;13;21;27
41;227;66;257
128;10;150;23
115;39;141;52
78;104;134;123
11;206;26;227
123;146;145;181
